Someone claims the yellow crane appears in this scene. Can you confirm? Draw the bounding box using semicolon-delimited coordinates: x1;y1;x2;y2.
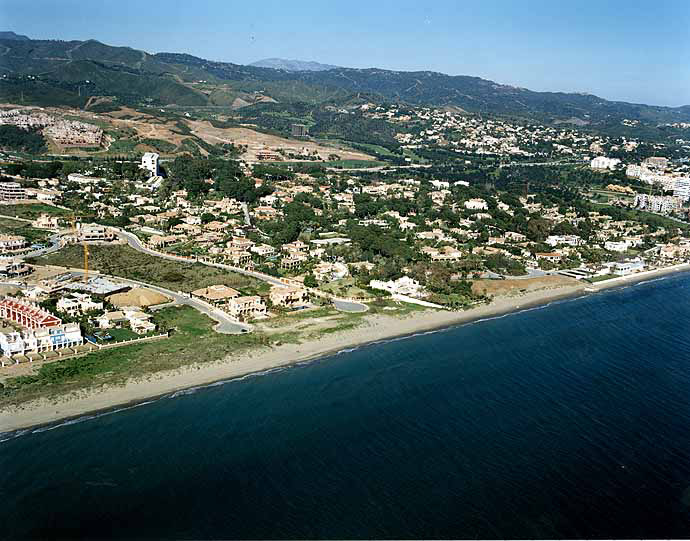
70;214;95;283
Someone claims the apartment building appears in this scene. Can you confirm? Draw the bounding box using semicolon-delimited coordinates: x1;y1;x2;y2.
0;182;26;202
0;323;83;358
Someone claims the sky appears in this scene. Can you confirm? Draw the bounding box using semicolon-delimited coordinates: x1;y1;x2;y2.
2;0;689;106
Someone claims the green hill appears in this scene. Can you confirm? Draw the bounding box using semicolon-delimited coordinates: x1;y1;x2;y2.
1;35;688;127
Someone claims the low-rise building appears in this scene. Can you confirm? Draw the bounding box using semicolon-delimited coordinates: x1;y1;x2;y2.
270;286;308;307
0;235;28;254
191;285;240;307
56;294;104;316
227;296;267;321
0;323;83;358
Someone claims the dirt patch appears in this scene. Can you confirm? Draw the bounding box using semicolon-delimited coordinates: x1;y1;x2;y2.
187;120;373;162
471;275;579;297
108;287;170;308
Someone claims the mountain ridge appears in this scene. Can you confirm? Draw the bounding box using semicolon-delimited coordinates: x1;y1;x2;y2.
0;35;688;126
249;58;340;72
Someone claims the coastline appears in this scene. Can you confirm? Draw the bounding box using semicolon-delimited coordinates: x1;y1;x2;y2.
2;263;689;435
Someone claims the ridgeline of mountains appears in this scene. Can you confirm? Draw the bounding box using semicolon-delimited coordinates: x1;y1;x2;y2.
249;58;340;72
1;35;689;127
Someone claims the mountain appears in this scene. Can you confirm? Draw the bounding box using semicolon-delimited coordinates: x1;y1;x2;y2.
1;35;689;127
0;31;29;41
249;58;340;72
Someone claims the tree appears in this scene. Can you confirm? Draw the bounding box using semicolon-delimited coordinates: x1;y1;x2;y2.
303;273;318;288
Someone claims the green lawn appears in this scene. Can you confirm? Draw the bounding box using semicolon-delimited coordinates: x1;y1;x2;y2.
0;217;51;243
35;244;270;295
0;203;71;220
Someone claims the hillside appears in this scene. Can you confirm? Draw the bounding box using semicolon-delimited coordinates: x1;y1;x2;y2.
1;35;689;127
250;58;340;71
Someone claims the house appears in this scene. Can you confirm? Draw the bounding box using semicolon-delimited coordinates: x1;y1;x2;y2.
227;296;267;321
612;259;645;276
535;252;562;263
78;224;115;242
250;244;276;257
313;262;349;281
226;249;253;268
270;286;308;307
0;235;28;254
464;198;488;210
281;255;307;270
56;294;103;316
591;156;621;170
96;309;155;334
191;285;241;306
369;276;425;298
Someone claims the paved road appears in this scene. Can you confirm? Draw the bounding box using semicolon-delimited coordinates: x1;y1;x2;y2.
333;299;368;313
67;270;251;335
116;229;289;287
116;228;370;313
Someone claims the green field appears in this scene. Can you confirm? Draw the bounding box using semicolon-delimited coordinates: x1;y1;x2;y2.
36;244;271;295
0;217;51;244
0;203;71;220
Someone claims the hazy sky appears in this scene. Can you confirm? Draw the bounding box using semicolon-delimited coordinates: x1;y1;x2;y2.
2;0;688;106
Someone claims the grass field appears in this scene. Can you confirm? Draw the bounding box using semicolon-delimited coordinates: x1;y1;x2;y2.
0;203;71;220
0;217;51;244
36;244;270;295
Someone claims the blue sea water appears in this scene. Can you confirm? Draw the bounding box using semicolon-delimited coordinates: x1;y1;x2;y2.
2;273;690;539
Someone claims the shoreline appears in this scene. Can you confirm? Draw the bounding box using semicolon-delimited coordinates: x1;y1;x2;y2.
2;263;689;435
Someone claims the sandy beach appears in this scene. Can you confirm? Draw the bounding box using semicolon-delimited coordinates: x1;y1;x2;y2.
2;263;689;434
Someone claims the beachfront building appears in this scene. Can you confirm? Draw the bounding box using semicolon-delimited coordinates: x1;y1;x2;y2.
269;286;308;308
96;309;156;334
0;323;83;359
0;297;62;329
369;276;425;298
612;259;645;276
226;296;267;321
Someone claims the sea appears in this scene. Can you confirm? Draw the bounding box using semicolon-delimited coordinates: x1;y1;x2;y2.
2;273;690;539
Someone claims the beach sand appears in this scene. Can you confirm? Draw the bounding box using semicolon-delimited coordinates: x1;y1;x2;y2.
1;263;688;433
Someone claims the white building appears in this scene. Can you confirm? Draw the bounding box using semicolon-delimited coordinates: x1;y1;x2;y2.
673;177;690;202
0;323;83;360
463;198;488;210
369;276;425;298
0;182;26;202
634;193;680;214
56;294;104;317
591;156;621;170
605;240;630;252
141;152;160;177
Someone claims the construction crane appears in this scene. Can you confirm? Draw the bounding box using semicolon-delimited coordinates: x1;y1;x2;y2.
70;213;95;283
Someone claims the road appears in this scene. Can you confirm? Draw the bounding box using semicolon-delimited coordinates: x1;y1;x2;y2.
116;229;369;312
67;270;251;335
116;229;289;287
